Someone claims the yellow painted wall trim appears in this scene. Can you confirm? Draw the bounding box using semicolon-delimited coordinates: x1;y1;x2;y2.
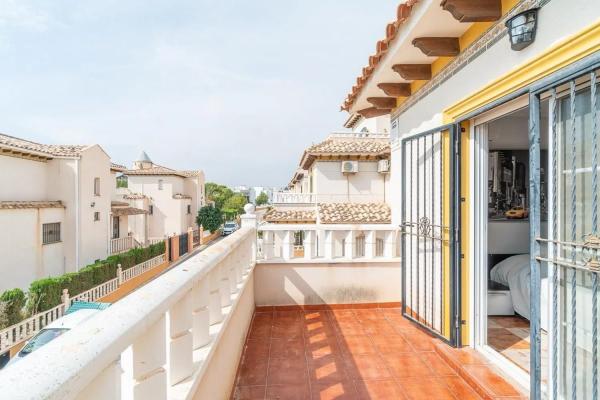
444;18;600;121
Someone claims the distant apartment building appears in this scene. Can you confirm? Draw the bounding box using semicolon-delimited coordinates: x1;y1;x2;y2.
0;134;113;291
121;151;205;240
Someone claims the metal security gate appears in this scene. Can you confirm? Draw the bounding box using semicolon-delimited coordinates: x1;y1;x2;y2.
401;124;461;345
179;232;188;257
529;59;600;400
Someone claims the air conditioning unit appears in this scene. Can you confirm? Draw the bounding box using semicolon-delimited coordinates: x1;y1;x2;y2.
341;160;358;174
378;159;390;173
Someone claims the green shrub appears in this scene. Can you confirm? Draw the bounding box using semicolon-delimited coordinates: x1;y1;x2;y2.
27;241;167;314
0;288;26;326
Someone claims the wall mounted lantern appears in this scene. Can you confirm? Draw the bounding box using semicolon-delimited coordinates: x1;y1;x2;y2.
505;8;539;51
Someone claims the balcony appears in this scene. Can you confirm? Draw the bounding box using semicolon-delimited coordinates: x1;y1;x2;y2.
272;192;386;205
0;209;524;399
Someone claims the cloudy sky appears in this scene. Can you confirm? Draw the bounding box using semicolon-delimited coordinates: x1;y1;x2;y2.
0;0;396;187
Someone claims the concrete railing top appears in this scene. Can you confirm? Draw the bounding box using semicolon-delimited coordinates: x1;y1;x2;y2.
0;227;255;400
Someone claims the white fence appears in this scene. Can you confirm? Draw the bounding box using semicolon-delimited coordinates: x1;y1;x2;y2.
0;253;166;354
272;192;386;204
258;224;399;261
110;236;135;255
0;227;256;400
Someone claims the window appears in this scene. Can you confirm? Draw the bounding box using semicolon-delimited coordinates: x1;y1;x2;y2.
158;179;163;190
93;177;100;196
187;204;191;214
94;212;100;221
149;205;153;215
42;223;61;244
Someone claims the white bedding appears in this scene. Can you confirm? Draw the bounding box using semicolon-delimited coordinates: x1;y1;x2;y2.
490;254;548;331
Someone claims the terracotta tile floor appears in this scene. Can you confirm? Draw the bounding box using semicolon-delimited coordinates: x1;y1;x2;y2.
488;315;548;380
232;308;496;400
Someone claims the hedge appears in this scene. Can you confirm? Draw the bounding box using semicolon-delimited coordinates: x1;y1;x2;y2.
0;241;166;324
27;241;165;313
0;288;26;329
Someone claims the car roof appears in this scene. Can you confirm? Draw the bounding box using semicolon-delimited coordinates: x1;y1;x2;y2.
45;309;102;330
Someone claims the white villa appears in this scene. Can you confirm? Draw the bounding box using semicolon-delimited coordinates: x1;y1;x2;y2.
119;151;205;241
0;134;113;291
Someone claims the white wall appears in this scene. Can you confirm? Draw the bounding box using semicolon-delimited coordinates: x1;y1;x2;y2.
0;156;48;201
78;145;112;267
0;208;66;291
313;160;389;203
128;175;197;238
254;262;401;306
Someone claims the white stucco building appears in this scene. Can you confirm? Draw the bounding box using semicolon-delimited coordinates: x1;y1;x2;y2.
121;151;205;240
0;134;114;291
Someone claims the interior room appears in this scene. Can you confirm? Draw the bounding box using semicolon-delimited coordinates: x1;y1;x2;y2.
479;104;549;375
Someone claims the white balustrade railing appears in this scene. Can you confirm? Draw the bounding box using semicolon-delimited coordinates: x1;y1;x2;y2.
258;224;399;262
110;236;135;255
272;192;387;204
0;253;167;354
0;303;65;354
0;227;256;400
272;192;316;204
148;237;165;246
121;254;166;282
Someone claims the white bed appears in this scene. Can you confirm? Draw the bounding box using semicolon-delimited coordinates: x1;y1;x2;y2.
490;254;549;331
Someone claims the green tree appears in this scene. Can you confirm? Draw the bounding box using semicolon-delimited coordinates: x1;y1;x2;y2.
222;194;247;216
196;205;223;233
205;182;234;211
255;192;269;205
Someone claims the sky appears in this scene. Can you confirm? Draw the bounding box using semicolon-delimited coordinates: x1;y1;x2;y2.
0;0;397;187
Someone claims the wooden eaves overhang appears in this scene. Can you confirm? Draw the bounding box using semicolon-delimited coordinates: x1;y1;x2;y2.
342;0;507;120
299;150;390;170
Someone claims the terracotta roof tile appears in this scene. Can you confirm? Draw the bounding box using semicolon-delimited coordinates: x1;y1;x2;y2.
111;200;129;207
124;165;189;178
341;0;420;112
110;162;127;171
0;201;65;209
0;133;87;157
111;206;148;216
173;193;192;199
300;136;390;169
123;193;147;200
318;202;391;224
263;209;316;223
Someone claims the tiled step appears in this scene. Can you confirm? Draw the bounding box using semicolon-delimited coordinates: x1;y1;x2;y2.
433;341;529;400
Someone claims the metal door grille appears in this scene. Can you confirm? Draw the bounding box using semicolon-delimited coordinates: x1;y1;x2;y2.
179;232;189;257
530;64;600;400
401;125;460;344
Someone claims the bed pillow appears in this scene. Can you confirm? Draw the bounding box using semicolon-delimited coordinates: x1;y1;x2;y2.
490;254;530;286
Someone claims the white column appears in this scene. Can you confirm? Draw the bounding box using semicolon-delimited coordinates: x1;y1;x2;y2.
262;230;274;260
281;230;293;260
344;230;355;260
303;230;315;260
365;230;376;259
77;359;121;400
227;254;238;294
168;291;193;386
132;316;167;400
324;230;334;259
192;278;210;349
208;270;223;325
384;230;397;258
219;262;231;307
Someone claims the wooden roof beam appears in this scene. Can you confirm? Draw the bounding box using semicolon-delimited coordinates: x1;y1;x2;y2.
356;107;392;118
440;0;502;22
412;37;460;57
392;64;432;80
377;83;411;97
366;97;397;109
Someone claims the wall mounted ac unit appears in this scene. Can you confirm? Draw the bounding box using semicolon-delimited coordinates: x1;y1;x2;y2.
378;159;390;173
341;160;358;174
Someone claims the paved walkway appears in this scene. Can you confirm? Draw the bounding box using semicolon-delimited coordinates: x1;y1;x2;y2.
232;308;527;400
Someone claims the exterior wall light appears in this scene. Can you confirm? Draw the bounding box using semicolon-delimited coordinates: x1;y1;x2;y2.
505;8;539;51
